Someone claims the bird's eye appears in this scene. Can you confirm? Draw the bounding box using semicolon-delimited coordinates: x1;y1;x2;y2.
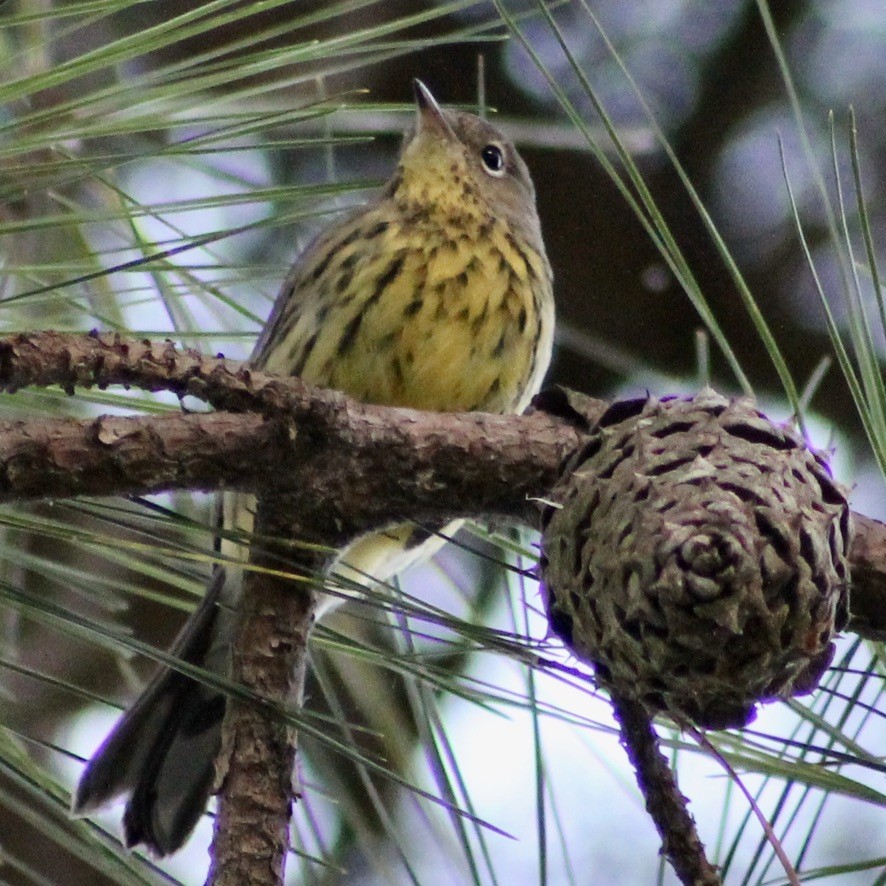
480;143;506;176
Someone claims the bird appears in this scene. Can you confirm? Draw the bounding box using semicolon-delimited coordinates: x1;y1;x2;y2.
73;79;555;856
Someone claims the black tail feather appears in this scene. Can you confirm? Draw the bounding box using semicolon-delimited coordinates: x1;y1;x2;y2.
74;569;229;856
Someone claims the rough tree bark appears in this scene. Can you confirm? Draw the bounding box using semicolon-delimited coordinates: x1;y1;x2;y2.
208;495;319;885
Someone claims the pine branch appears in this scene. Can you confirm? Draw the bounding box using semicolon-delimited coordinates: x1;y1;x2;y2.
0;331;583;533
0;331;881;637
843;512;886;642
208;495;319;885
0;330;882;884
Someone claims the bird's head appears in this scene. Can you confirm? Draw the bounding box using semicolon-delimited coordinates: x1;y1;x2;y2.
391;80;541;242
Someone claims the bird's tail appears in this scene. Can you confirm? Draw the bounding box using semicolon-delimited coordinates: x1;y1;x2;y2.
72;568;232;856
72;486;456;856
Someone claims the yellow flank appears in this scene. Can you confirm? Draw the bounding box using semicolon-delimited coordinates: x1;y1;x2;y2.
240;81;555;593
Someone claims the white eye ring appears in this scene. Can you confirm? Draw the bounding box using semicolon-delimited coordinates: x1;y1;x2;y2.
480;142;507;177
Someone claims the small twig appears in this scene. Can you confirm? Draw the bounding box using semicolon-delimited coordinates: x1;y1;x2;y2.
608;687;721;886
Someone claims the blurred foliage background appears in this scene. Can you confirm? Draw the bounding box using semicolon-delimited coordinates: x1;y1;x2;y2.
0;1;884;884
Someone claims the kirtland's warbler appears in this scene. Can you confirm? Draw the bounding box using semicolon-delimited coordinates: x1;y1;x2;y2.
73;80;555;855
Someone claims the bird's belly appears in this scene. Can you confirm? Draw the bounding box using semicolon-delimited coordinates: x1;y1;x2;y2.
333;310;538;412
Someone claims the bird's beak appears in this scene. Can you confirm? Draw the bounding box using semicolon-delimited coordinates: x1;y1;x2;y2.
413;79;458;141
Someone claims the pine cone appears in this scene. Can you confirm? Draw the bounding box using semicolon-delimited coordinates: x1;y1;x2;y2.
539;390;851;729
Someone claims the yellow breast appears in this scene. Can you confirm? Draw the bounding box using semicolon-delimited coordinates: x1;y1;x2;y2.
260;204;553;416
